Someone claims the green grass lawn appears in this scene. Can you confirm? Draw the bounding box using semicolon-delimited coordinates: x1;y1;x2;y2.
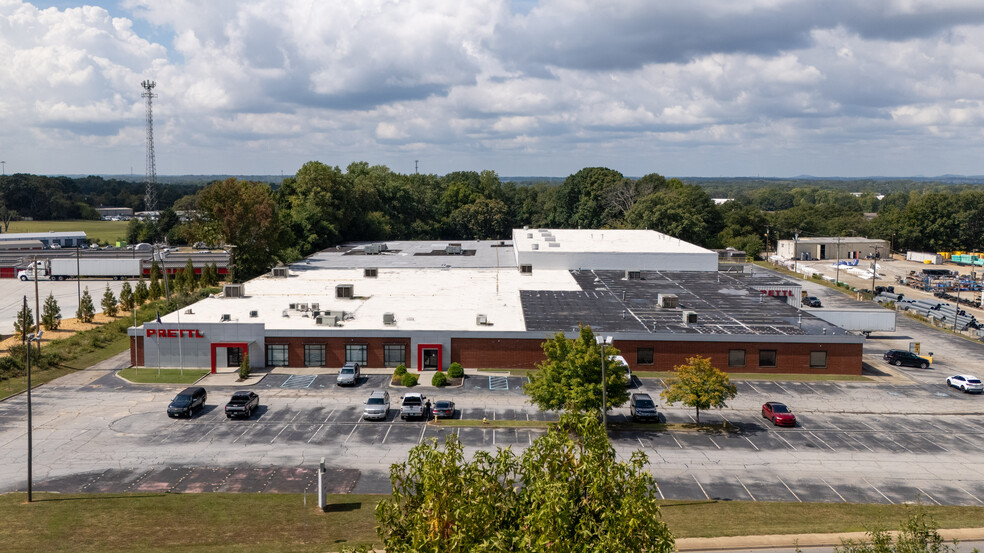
0;366;76;399
2;492;982;553
6;219;129;244
117;367;209;384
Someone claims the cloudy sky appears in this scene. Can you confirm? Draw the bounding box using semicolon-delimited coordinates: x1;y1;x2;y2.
3;0;984;178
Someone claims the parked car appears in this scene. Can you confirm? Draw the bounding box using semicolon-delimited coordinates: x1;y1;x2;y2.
883;349;930;369
433;400;455;419
167;387;207;418
802;296;822;307
400;393;427;420
363;390;391;420
762;402;796;427
946;375;984;393
336;362;361;386
629;393;659;422
224;391;259;419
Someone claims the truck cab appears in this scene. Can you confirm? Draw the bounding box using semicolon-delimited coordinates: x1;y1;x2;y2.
17;261;49;281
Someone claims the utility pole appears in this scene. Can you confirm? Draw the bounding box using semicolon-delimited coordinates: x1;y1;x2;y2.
835;236;841;286
33;255;41;354
141;80;159;212
1;160;6;176
793;231;799;274
870;245;882;296
954;272;962;332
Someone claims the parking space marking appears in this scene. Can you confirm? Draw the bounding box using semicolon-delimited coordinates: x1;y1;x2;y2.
488;376;509;391
195;427;216;443
864;478;894;504
801;383;820;395
670;434;683;448
417;425;427;444
307;424;325;443
821;478;846;502
916;487;942;506
344;423;359;444
956;485;984;505
707;437;721;450
744;381;761;394
323;409;335;423
281;375;317;389
885;434;912;453
775;382;794;396
743;436;759;450
638;437;646;449
778;476;801;502
692;475;710;500
736;477;756;501
381;424;393;445
808;431;836;451
654;480;665;500
920;435;948;452
773;433;796;450
845;433;874;452
270;424;290;444
232;423;254;443
289;411;301;423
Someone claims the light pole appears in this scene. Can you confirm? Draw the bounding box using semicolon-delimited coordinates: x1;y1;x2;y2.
870;245;882;297
23;296;43;503
595;335;612;429
835;236;841;286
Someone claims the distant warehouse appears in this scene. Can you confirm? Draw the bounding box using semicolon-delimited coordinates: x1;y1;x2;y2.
778;237;888;261
129;229;864;376
0;231;87;248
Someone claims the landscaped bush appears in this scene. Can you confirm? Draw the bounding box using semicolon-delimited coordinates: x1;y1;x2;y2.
238;354;251;380
447;362;464;379
394;364;407;377
0;356;22;381
431;372;448;387
5;345;64;372
401;373;418;387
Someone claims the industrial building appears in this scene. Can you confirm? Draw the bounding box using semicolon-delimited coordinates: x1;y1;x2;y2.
778;237;889;261
128;229;864;375
0;231;87;248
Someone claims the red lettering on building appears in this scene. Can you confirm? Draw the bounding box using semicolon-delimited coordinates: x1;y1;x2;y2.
145;329;206;338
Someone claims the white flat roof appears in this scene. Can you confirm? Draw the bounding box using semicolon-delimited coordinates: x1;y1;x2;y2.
512;228;713;255
0;231;87;240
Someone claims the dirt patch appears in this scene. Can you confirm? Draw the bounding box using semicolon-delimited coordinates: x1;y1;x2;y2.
0;312;125;355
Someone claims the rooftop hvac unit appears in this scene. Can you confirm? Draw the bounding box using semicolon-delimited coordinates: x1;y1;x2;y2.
364;244;381;255
223;284;245;298
658;294;679;308
544;235;555;241
520;264;533;274
298;303;308;311
383;312;396;325
548;242;560;248
625;270;642;280
336;284;354;298
289;303;297;310
364;267;378;278
249;310;258;318
311;303;320;311
532;243;539;250
271;266;289;278
446;243;463;255
683;311;698;325
184;308;193;315
220;314;231;322
316;315;340;326
476;314;488;325
527;233;533;238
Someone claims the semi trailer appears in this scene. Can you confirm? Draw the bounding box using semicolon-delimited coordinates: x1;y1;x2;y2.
17;258;142;281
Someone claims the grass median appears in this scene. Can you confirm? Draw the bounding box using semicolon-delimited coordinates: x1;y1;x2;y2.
3;492;983;553
117;367;209;384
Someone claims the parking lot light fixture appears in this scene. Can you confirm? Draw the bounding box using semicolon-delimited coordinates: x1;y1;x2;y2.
596;335;613;429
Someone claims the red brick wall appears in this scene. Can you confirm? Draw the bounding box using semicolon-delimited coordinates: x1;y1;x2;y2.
451;337;862;375
263;337;411;368
130;336;145;366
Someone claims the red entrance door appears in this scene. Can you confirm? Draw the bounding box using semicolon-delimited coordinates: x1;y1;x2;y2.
416;344;442;372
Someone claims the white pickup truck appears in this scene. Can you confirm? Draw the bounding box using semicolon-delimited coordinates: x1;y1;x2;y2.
400;393;428;420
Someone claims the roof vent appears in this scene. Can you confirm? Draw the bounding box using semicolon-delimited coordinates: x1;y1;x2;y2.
271;266;288;278
223;284;245;298
383;312;396;325
527;233;533;238
220;314;231;322
548;242;560;248
520;264;533;274
446;243;463;255
289;303;297;310
336;284;354;298
364;267;378;278
682;311;697;325
476;314;489;325
531;243;539;250
311;303;319;311
658;294;679;309
249;310;258;318
364;244;381;255
184;308;193;315
625;270;641;280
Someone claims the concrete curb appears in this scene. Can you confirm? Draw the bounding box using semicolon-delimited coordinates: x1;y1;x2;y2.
676;527;984;551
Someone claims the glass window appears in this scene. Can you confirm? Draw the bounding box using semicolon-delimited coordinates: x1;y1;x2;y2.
383;344;405;367
810;351;827;368
346;344;367;364
728;349;745;367
759;350;777;368
266;344;288;367
636;347;654;365
304;344;326;367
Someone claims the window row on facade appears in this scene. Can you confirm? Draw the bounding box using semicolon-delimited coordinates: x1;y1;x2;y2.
265;343;407;367
635;347;827;369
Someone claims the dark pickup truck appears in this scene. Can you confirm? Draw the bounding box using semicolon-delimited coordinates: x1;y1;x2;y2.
224;391;259;419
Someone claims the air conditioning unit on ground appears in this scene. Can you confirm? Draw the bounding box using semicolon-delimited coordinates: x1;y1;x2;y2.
658;293;679;308
271;266;288;278
683;311;697;325
383;312;396;325
223;284;245;298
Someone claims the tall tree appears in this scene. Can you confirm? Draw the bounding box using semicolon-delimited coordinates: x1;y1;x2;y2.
41;292;61;331
13;303;34;341
660;356;737;423
134;278;149;305
101;285;118;317
76;287;95;323
119;281;134;312
524;325;629;414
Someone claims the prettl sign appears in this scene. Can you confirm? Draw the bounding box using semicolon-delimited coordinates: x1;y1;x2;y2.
147;329;205;338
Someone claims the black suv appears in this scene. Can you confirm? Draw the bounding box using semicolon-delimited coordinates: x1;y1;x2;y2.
167;387;207;418
629;393;659;422
883;350;929;369
802;296;822;307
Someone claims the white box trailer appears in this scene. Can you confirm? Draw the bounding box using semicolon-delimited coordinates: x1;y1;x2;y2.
906;251;943;264
48;258;142;280
808;308;896;336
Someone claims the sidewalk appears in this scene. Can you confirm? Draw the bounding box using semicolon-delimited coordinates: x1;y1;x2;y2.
676;527;984;551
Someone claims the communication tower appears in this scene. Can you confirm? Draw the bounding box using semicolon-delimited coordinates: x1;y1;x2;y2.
141;80;158;212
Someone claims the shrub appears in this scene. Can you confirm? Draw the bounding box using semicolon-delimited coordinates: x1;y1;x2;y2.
394;364;408;377
238;354;251;380
6;345;63;372
448;362;464;379
0;356;22;380
432;372;448;387
401;373;418;387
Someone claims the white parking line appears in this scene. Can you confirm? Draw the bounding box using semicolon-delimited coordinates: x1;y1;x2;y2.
707;437;721;450
808;431;836;451
743;436;759;451
736;477;756;501
528;431;533;446
916;487;942;506
956;485;984;505
692;475;710;500
344;423;359;444
232;424;254;444
492;428;496;445
864;478;894;504
920;435;948;452
654;480;665;500
417;425;427;444
775;383;794;396
323;409;335;423
821;478;847;502
845;433;874;452
778;476;801;502
885;434;912;453
289;411;301;423
670;434;683;449
638;437;646;448
196;427;216;443
773;433;796;450
270;424;290;444
801;383;820;395
381;424;393;444
307;423;325;444
744;381;761;394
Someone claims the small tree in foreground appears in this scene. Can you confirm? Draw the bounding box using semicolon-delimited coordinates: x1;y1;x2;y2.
76;287;95;323
134;278;149;305
371;413;675;553
101;285;118;317
835;511;962;553
660;356;737;423
524;325;629;414
13;303;34;341
41;292;61;331
119;281;134;312
238;354;250;380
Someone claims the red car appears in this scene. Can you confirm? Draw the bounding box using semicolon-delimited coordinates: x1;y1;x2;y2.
762;402;796;427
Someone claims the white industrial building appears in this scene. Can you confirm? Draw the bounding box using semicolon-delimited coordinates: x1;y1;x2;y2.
777;237;888;261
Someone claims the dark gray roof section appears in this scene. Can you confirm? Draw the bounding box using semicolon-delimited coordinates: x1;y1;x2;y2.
522;270;848;337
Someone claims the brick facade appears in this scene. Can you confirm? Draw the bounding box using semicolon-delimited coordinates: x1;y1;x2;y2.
263;337;411;368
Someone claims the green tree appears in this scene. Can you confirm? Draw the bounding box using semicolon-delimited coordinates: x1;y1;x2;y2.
198;178;284;281
210;261;222;284
835;511;959;553
524;325;629;414
149;262;162;300
238;354;251;380
660;356;737;423
13;303;34;341
41;292;61;331
625;180;723;246
134;278;149;305
181;258;196;292
374;413;674;553
119;281;134;312
101;285;118;317
76;287;95;323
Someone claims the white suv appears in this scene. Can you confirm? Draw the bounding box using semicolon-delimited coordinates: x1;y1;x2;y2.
947;375;983;393
363;390;390;420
